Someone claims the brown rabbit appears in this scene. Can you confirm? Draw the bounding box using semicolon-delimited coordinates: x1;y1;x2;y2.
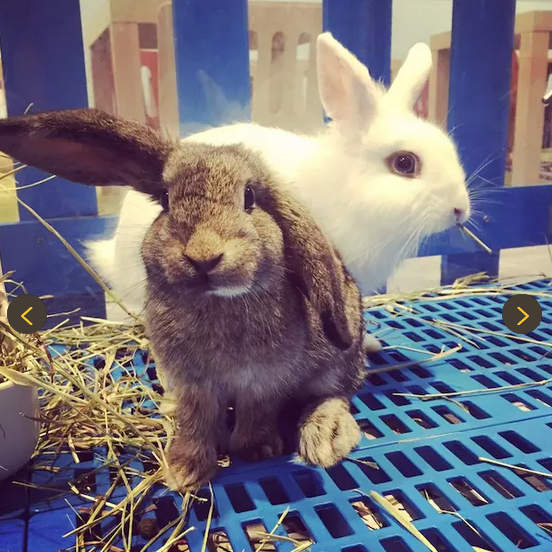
0;109;365;491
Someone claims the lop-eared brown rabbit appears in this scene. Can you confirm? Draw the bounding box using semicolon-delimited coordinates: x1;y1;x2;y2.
0;109;365;491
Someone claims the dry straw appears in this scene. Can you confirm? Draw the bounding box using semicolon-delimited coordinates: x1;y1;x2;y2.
0;168;191;549
1;302;190;550
457;223;493;255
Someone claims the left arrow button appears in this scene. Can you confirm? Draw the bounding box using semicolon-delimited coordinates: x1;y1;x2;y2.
7;295;47;334
21;306;33;325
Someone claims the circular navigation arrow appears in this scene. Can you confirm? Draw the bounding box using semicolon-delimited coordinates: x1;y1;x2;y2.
502;294;542;335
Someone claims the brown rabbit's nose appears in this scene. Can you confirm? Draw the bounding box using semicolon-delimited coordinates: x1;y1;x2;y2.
184;253;224;274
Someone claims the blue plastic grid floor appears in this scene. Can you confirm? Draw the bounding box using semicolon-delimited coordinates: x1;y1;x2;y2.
2;279;552;552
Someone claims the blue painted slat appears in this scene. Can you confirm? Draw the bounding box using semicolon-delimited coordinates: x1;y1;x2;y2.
442;0;516;283
323;0;392;86
0;468;28;521
0;215;118;324
0;0;97;220
0;519;25;552
172;0;251;137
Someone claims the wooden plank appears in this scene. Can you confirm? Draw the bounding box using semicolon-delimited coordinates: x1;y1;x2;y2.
251;28;273;124
430;31;452;52
172;0;251;135
515;10;552;34
442;0;516;283
249;2;322;132
111;22;146;123
110;0;165;24
429;48;450;128
511;30;549;187
157;2;179;138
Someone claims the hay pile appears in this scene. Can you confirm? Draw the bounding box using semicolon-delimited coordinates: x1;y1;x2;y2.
1;295;186;548
0;309;314;550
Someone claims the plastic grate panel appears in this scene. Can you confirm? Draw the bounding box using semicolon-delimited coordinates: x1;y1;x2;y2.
1;280;552;551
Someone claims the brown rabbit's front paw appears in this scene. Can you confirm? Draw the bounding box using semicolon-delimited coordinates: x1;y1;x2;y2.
229;431;284;462
298;398;361;468
164;440;218;492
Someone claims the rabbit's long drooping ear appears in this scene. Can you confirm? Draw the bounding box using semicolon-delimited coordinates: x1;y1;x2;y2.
0;109;174;196
316;32;380;137
387;43;432;111
261;185;355;350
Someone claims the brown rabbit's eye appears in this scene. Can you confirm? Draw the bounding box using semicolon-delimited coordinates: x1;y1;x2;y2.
161;192;169;211
387;151;420;178
244;185;255;213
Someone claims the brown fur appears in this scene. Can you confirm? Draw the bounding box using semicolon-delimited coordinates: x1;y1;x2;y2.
0;108;366;491
0;108;173;196
145;146;364;490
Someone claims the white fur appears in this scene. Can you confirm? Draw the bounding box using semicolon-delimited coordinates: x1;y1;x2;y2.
87;239;116;284
91;33;470;321
363;333;383;353
210;285;251;298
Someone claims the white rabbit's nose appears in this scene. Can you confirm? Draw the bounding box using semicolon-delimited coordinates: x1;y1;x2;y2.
453;207;468;224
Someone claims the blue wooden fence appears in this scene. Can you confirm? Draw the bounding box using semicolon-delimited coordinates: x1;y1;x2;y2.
0;0;551;319
0;0;110;319
441;0;515;283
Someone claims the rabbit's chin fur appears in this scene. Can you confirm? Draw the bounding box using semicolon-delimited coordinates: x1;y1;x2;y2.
91;116;468;322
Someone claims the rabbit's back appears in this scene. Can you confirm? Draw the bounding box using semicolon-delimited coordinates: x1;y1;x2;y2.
188;123;315;186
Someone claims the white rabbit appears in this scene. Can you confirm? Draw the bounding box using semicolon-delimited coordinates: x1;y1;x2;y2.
88;33;470;337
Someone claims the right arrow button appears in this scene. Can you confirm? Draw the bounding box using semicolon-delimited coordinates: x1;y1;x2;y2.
517;307;529;326
502;295;542;335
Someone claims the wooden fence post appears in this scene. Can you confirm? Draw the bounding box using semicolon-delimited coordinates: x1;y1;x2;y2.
441;0;516;284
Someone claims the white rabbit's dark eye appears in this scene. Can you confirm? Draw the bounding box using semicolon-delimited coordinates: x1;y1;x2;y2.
161;192;169;210
244;185;255;213
387;151;420;178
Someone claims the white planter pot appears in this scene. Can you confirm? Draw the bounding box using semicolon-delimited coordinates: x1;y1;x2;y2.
0;380;39;481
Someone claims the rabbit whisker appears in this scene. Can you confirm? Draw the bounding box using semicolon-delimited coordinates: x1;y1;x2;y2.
466;156;500;187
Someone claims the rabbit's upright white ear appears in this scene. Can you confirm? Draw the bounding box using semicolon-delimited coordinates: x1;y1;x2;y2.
387;43;432;111
317;33;380;136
